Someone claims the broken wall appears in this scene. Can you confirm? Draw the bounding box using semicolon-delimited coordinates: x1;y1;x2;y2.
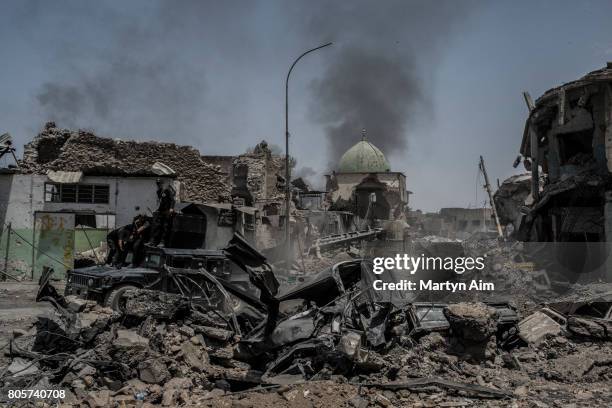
20;122;231;204
325;171;407;221
232;141;286;205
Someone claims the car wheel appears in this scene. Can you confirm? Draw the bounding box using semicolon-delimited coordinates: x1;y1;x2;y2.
105;285;139;311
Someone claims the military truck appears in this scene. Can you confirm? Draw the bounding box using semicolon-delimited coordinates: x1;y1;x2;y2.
65;233;276;310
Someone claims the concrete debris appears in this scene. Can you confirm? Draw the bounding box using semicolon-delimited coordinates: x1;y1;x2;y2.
493;173;531;234
444;302;498;343
518;311;563;344
138;359;170;384
113;329;150;348
124;290;187;319
2;237;612;407
6;357;38;377
567;316;612;340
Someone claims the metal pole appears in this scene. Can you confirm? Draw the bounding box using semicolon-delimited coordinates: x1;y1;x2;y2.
3;222;10;281
479;156;504;239
81;225;101;264
31;215;36;279
285;42;332;268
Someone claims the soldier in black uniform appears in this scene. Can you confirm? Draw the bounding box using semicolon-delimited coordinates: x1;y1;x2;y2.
105;224;135;267
130;215;151;266
148;179;176;248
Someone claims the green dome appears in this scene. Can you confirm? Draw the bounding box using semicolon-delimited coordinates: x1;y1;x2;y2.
338;138;390;173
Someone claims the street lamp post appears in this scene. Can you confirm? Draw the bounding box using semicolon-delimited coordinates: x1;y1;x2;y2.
285;42;332;269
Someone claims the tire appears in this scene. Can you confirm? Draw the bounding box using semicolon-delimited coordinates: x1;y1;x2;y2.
105;285;139;311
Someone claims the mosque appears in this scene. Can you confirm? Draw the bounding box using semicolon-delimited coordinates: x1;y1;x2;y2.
325;131;409;222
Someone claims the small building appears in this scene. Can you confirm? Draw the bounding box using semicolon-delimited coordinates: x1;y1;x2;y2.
0;169;175;278
439;207;494;239
409;207;494;239
325;133;409;224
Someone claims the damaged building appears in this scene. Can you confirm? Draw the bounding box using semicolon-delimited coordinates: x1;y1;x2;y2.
515;64;612;244
407;207;495;239
491;63;612;280
201;140;286;207
325;132;409;224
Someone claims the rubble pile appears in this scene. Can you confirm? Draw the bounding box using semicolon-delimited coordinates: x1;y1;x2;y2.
462;236;554;301
19;122;231;203
3;257;612;407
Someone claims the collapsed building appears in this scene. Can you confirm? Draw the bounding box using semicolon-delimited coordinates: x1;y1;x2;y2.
492;64;612;280
514;64;612;243
0;123;280;278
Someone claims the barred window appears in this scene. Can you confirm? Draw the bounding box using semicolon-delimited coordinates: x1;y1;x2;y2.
45;183;109;204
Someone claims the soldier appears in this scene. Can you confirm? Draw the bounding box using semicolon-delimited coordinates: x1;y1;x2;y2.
148;179;176;248
130;215;151;266
105;223;135;267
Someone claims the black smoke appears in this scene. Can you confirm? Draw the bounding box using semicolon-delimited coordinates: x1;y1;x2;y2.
305;1;476;165
311;47;423;161
32;0;256;144
22;0;475;162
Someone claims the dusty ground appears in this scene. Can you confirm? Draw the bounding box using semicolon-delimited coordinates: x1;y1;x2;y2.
203;379;612;408
0;282;57;369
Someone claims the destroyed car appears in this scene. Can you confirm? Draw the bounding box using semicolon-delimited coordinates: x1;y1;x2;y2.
65;233;278;310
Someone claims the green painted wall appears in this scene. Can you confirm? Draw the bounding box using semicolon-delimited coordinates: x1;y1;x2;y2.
74;229;108;253
0;228;36;279
0;227;108;280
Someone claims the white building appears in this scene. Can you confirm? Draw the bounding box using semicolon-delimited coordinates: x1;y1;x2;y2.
0;169;175;278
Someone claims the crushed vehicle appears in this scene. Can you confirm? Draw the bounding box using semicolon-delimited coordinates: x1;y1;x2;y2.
65;233;278;312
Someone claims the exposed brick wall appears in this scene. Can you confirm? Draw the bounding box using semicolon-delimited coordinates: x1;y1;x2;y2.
232;141;286;203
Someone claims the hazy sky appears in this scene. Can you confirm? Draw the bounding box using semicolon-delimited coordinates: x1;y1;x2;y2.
2;1;612;211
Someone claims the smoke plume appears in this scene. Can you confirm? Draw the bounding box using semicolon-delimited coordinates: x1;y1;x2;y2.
32;0;256;145
305;1;475;165
311;48;423;161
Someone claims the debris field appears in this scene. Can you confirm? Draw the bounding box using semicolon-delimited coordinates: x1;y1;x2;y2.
2;240;612;408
